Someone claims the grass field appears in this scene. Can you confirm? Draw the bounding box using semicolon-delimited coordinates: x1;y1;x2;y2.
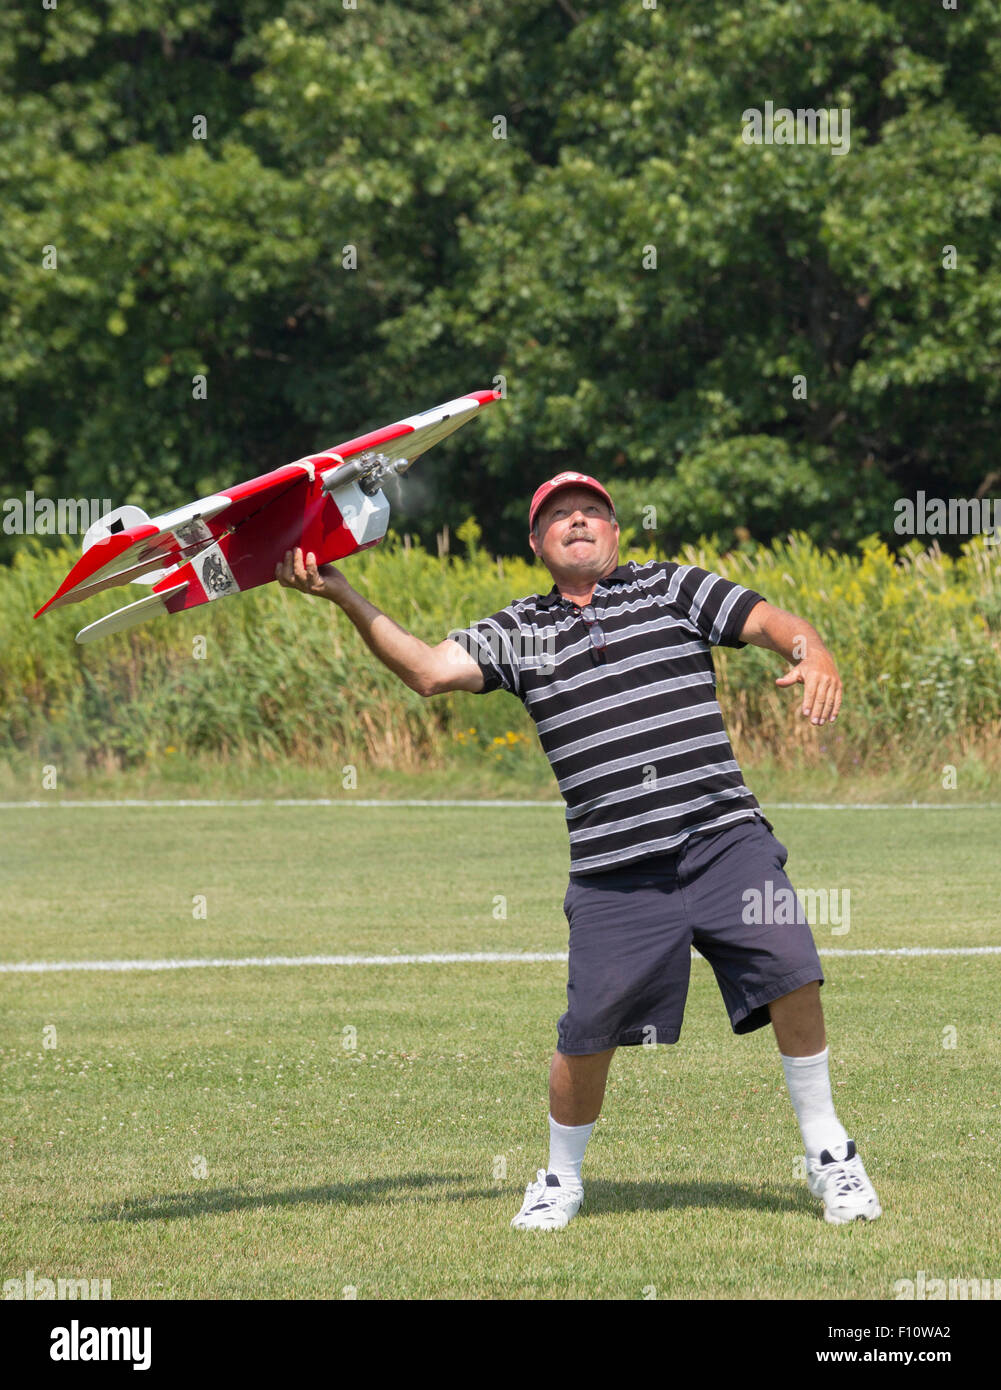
1;800;999;1299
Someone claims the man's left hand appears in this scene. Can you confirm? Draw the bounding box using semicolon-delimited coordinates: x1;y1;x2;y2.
775;649;842;725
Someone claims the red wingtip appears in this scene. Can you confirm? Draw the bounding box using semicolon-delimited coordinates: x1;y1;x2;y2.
32;523;160;618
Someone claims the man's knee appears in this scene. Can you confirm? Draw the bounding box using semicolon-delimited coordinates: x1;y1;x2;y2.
554;1046;617;1069
768;980;822;1011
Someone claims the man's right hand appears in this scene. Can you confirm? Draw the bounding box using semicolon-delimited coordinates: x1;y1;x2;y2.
275;548;350;604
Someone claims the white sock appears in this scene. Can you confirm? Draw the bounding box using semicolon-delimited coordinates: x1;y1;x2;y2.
548;1114;594;1188
780;1047;850;1161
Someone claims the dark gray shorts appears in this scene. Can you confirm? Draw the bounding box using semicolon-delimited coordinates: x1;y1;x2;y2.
557;817;824;1054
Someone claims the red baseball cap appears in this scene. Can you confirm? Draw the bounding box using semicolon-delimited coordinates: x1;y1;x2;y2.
529;471;615;530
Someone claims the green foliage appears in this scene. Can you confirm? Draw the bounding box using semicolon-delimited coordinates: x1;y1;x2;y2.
609;436;892;553
5;531;999;777
2;1;1001;561
702;533;1001;750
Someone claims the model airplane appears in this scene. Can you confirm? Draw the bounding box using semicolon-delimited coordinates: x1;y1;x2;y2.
34;388;501;643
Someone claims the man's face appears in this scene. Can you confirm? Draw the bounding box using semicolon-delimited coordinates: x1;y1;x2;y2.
529;487;619;580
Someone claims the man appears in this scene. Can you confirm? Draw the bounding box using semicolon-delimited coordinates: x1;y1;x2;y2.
276;469;881;1231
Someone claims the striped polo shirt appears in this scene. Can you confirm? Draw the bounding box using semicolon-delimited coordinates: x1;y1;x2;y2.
448;559;767;874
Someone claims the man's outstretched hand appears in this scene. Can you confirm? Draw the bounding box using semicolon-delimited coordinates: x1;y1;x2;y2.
774;648;842;725
275;548;350;604
739;601;842;725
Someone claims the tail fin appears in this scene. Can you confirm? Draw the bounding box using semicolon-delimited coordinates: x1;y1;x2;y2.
82;504;151;552
82;505;170;585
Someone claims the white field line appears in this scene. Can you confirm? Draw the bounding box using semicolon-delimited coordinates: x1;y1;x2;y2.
1;946;1000;975
0;799;560;809
0;799;999;811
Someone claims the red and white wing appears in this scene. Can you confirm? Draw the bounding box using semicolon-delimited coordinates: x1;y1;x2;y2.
300;388;500;477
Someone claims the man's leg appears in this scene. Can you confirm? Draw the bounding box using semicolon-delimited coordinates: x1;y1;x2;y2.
768;979;825;1056
681;820;880;1222
510;1048;617;1228
769;981;849;1158
769;982;881;1221
544;1047;616;1190
550;1046;617;1126
511;1045;614;1206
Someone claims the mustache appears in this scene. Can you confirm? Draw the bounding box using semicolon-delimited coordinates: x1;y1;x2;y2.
563;529;595;544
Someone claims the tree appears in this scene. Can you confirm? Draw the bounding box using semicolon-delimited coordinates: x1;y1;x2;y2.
2;0;999;562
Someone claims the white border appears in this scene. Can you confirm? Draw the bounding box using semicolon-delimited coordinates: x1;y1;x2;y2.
1;946;999;975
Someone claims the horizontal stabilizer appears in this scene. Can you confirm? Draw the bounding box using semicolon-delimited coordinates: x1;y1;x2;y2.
74;583;188;645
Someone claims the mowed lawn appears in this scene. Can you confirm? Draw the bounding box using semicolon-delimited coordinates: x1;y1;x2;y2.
1;802;999;1299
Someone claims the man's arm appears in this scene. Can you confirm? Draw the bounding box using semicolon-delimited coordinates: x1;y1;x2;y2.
275;548;484;697
738;599;842;725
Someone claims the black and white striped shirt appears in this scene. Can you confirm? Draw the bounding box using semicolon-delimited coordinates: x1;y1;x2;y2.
448;559;767;874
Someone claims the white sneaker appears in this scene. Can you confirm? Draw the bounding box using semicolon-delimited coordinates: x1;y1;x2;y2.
510;1170;584;1230
806;1140;882;1224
